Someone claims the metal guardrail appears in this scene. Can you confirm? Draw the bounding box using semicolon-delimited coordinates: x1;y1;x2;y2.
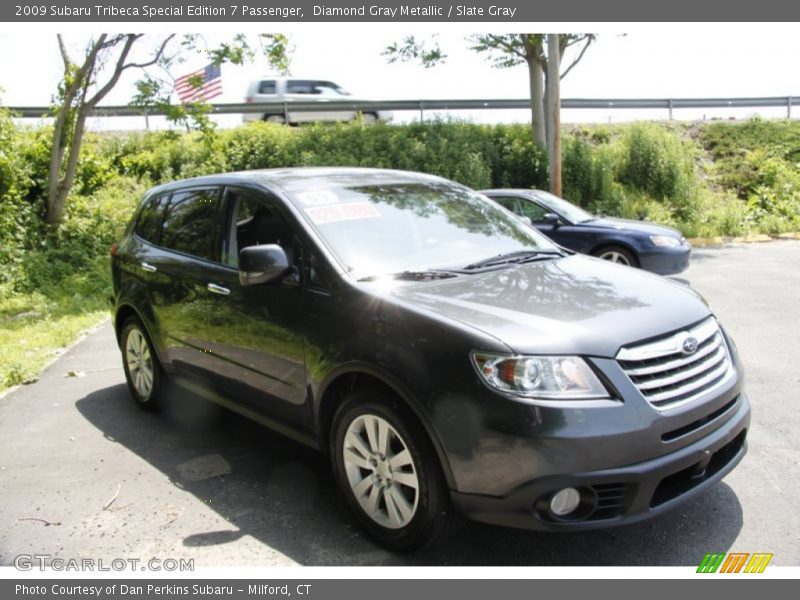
7;96;798;120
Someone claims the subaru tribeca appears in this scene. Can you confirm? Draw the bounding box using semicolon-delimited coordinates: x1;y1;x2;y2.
111;168;749;551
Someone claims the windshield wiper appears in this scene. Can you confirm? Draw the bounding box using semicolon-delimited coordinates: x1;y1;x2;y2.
461;249;564;271
357;270;459;282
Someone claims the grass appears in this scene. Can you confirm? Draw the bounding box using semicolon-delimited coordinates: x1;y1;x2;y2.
0;257;112;394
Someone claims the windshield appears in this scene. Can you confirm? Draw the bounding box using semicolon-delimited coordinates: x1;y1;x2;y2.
288;180;560;280
533;191;595;223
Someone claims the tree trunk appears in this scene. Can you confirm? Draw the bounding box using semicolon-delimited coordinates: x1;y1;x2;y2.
526;56;546;150
49;109;89;224
46;108;70;224
546;34;562;196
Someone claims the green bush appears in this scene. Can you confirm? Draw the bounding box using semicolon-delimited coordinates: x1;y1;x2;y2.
617;122;700;221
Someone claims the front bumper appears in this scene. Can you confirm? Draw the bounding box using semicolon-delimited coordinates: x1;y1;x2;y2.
450;392;749;531
639;243;692;275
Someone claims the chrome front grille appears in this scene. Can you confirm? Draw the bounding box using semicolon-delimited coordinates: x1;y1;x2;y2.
617;318;734;409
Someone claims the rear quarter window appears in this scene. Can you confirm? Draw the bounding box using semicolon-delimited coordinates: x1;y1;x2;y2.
134;194;169;244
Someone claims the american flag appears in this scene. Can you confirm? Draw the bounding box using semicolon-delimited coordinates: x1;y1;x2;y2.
174;63;222;103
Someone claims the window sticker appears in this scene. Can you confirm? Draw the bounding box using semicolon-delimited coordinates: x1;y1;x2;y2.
294;190;340;207
305;202;381;225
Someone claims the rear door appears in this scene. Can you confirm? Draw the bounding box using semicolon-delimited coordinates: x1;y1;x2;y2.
200;186;309;426
148;186;225;377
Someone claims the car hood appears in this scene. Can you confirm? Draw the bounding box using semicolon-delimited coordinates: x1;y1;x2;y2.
384;255;709;357
581;216;684;238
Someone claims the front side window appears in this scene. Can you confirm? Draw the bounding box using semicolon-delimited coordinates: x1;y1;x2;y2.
160;188;221;261
223;189;297;269
314;81;349;96
533;191;594;223
493;196;520;214
286;80;315;94
286;180;558;280
519;200;550;223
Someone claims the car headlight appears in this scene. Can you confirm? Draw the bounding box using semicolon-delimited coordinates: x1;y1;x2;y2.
650;235;682;248
471;352;610;399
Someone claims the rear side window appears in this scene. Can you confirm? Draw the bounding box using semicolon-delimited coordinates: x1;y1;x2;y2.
134;194;169;243
258;80;276;94
160;188;222;261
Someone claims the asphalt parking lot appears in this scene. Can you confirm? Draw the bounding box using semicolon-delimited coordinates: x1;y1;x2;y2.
1;240;798;567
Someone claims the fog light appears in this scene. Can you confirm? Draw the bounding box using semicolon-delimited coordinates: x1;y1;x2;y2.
550;487;581;516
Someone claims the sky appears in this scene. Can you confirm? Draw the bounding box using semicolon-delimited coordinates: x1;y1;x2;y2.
1;24;799;128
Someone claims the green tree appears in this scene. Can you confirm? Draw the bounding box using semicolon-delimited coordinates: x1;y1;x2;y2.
46;33;290;225
384;33;595;195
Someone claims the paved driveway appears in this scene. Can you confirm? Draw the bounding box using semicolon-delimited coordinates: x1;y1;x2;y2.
1;241;798;566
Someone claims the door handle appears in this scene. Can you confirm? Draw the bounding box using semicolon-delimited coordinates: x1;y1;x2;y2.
140;262;157;273
207;283;231;296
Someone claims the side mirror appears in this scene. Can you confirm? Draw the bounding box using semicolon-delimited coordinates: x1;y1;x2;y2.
542;213;560;226
239;244;289;286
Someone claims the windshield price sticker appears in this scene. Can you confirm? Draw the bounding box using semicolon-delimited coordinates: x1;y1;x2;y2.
294;190;341;207
305;202;381;225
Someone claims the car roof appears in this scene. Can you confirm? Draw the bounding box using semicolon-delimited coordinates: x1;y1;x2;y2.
252;76;342;82
146;167;452;197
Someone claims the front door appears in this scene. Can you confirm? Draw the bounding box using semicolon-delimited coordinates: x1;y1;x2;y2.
202;187;309;426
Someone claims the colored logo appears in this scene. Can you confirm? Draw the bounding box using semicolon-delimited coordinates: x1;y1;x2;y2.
697;552;773;573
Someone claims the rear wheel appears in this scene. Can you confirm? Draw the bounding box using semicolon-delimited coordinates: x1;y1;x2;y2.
331;391;455;551
593;245;638;268
264;114;286;124
120;317;164;411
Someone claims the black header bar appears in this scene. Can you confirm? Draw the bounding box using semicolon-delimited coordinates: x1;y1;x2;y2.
3;0;800;22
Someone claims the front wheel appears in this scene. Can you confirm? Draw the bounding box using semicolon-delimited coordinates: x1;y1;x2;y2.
592;245;638;268
331;391;455;551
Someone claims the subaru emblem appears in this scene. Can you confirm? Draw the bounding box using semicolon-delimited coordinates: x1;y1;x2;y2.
682;336;699;354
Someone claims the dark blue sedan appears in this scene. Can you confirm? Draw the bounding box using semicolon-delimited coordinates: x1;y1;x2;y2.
481;189;692;275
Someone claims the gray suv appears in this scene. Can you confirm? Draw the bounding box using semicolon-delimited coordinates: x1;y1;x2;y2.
111;168;750;551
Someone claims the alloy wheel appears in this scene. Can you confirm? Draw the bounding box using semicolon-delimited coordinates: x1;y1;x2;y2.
125;328;154;399
342;413;420;529
599;250;631;265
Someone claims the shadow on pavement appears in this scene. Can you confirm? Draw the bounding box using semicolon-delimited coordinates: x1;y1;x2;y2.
76;382;744;566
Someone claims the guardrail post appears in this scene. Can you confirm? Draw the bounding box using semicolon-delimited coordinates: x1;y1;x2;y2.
419;100;424;122
668;99;674;121
788;96;793;119
283;101;288;123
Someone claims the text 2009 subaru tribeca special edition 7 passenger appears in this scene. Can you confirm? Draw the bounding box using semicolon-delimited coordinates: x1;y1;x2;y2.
111;168;750;551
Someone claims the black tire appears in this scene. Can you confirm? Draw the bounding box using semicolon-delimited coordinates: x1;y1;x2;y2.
330;390;456;552
120;317;164;411
264;114;286;124
592;244;639;268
